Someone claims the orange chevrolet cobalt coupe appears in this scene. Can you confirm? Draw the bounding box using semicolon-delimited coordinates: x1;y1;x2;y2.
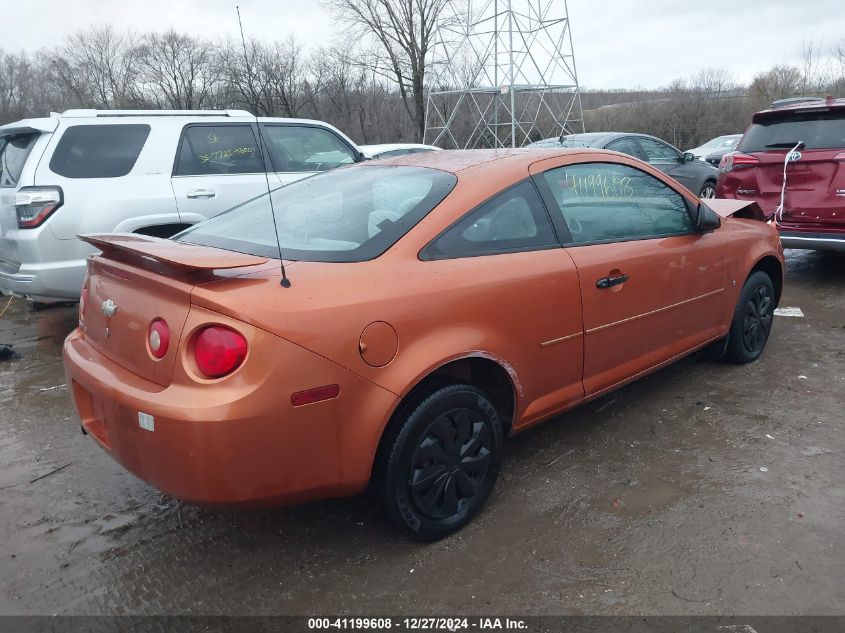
64;149;783;540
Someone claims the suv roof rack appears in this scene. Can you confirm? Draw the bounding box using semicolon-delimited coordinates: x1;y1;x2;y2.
60;109;254;118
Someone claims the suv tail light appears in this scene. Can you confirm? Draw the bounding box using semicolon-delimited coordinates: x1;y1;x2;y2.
193;326;248;378
720;152;759;173
15;186;63;228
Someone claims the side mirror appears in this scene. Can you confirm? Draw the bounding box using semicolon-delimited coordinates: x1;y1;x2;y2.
683;152;695;163
356;151;370;162
695;201;722;232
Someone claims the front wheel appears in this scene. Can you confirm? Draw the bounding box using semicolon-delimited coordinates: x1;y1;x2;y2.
724;271;775;363
699;181;717;198
378;384;504;541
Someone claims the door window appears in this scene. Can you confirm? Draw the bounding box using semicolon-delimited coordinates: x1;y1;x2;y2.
541;162;694;244
49;125;150;178
636;137;681;163
174;125;263;176
424;180;558;259
261;125;356;172
605;137;641;159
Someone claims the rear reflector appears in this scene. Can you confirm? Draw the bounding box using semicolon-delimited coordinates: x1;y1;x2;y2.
148;319;170;359
291;384;340;407
194;325;248;378
15;186;63;228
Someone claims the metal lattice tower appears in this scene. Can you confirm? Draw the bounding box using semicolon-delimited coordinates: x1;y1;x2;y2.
424;0;584;149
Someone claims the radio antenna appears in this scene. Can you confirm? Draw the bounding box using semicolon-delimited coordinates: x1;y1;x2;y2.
236;5;291;287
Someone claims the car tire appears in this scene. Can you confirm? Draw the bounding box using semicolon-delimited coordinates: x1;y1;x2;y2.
724;271;775;364
699;181;717;198
378;383;504;541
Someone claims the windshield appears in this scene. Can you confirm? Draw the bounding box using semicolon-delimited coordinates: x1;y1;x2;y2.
739;111;845;152
558;135;604;148
701;135;740;149
176;165;457;262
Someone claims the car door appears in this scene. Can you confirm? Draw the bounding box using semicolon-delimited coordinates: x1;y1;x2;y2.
533;159;731;396
170;123;273;224
259;124;358;186
635;136;700;192
421;180;585;426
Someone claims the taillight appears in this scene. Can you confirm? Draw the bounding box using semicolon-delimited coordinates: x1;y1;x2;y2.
193;326;248;378
15;186;63;228
721;152;759;173
148;319;171;359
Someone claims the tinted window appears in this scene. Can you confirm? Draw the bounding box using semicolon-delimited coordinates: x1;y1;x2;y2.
542;163;694;244
175;124;263;176
177;166;456;263
637;137;680;163
50;125;150;178
424;181;557;259
0;132;38;187
739;111;845;152
261;125;355;172
605;137;641;158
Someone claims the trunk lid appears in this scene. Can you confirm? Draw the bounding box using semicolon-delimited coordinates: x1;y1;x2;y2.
0;123;50;270
79;234;268;386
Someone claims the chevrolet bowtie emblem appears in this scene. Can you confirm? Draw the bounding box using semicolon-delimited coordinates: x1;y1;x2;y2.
101;299;118;317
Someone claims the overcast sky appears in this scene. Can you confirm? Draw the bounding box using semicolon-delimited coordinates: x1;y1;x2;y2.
5;0;844;89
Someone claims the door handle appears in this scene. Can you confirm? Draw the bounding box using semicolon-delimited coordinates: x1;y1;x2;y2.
596;273;629;289
186;189;216;199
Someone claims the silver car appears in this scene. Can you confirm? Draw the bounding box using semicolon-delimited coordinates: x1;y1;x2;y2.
529;132;719;199
0;109;363;303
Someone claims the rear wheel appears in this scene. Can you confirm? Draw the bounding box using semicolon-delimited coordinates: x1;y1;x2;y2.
724;271;775;363
378;384;503;541
699;181;717;198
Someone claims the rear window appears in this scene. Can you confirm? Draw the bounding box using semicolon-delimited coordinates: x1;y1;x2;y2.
49;124;150;178
0;132;39;187
176;165;457;263
740;111;845;152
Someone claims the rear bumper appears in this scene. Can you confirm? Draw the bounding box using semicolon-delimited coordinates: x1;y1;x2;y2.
0;258;86;302
62;322;399;507
779;230;845;252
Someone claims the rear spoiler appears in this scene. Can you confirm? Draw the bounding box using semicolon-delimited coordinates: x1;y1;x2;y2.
0;117;58;136
703;199;769;221
80;234;268;270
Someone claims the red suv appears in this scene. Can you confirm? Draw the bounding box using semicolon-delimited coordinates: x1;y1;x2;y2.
716;97;845;251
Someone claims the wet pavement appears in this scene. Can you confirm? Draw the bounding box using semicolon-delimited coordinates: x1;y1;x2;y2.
0;250;843;616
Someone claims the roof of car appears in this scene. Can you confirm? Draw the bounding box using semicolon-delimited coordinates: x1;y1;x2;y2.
529;132;667;148
373;147;594;173
361;143;440;153
754;96;845;120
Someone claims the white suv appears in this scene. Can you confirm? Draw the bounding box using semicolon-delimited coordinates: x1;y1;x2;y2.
0;109;363;302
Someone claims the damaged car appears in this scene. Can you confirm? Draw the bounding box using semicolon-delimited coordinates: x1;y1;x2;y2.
63;148;783;540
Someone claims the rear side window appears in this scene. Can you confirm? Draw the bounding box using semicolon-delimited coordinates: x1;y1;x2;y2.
605;137;642;159
541;162;694;244
637;137;680;163
0;133;38;187
739;111;845;152
261;125;356;172
423;180;558;259
49;125;150;178
175;124;263;176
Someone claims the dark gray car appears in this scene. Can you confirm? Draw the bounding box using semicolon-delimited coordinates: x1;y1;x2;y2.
529;132;719;198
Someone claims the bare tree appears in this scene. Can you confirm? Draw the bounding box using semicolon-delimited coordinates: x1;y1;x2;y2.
50;26;143;108
325;0;450;140
136;30;219;109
